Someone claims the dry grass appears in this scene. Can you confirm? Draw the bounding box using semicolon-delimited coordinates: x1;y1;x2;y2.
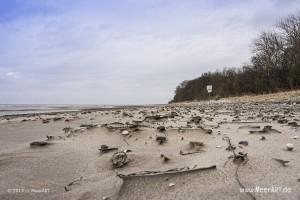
219;90;300;103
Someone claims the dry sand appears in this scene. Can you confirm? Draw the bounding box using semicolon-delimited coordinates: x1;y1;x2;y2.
0;94;299;200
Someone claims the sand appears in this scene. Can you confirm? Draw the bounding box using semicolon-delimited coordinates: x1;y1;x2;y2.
0;96;299;200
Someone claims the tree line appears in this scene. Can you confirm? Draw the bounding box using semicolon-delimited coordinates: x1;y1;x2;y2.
171;12;300;103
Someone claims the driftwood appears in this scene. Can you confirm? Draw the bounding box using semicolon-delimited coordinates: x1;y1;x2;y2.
170;127;207;131
99;145;118;153
123;138;129;145
222;136;254;199
157;126;166;132
277;119;288;124
223;136;254;199
53;117;63;121
143;113;176;122
63;126;72;133
238;125;260;129
143;115;168;121
80;124;97;129
30;141;52;148
189;141;204;148
111;152;128;168
64;176;83;192
235;162;256;200
223;137;248;163
160;154;170;162
249;125;281;134
179;150;205;155
102;122;148;131
233;152;248;163
221;121;267;124
42;119;50;123
272;158;290;166
198;126;212;134
288;121;298;127
117;165;216;178
223;137;237;154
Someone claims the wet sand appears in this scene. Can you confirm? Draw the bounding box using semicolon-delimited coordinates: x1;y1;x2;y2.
0;94;299;200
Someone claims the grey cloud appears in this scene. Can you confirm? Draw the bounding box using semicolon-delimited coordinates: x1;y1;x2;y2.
0;0;299;104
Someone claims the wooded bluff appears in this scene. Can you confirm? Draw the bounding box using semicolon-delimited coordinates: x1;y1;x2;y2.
171;12;300;103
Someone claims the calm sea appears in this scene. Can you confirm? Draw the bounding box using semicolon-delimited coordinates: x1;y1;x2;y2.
0;104;112;116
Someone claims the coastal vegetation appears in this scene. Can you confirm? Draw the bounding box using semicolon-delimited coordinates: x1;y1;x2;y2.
172;12;300;102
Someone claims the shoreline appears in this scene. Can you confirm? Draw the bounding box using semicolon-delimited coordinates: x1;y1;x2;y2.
2;90;299;118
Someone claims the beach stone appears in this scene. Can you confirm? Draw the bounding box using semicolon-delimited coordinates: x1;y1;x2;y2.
160;154;170;162
170;111;178;118
205;129;213;134
42;119;50;124
291;136;299;139
157;126;166;132
277;119;288;124
121;130;129;135
168;183;175;187
238;141;248;146
122;112;129;117
260;136;266;140
263;125;273;132
156;134;167;144
286;143;294;151
189;141;204;148
288;122;298;127
53;117;63;121
63;126;72;133
46;135;55;140
100;144;109;150
190;116;202;124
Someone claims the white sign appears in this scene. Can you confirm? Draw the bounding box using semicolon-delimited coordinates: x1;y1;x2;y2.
206;85;212;93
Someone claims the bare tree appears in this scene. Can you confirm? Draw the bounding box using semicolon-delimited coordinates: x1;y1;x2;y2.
252;31;284;76
171;12;300;103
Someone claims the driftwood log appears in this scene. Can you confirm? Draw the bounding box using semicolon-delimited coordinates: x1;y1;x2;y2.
272;158;290;166
249;125;281;134
117;165;216;178
64;176;83;192
30;141;52;147
99;145;118;153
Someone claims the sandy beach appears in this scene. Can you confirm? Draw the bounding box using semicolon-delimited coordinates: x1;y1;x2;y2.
0;93;299;200
2;1;300;199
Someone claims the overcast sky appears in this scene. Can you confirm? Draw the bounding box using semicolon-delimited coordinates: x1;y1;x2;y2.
0;0;299;105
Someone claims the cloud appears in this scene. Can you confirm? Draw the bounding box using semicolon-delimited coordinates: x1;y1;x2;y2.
6;72;21;79
0;0;299;104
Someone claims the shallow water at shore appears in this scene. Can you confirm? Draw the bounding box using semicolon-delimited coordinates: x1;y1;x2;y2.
0;104;115;116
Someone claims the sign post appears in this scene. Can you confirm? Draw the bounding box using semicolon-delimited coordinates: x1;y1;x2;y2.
206;85;212;98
